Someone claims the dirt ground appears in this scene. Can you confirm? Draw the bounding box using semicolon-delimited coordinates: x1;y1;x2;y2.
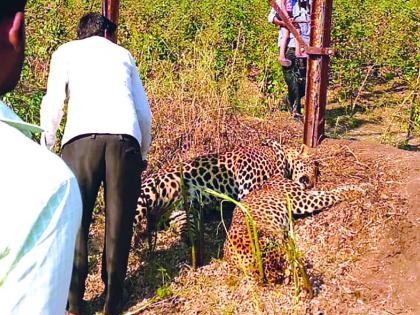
83;113;420;314
346;140;420;314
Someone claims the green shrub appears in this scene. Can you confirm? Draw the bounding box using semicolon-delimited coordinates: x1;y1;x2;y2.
3;0;418;145
331;0;418;98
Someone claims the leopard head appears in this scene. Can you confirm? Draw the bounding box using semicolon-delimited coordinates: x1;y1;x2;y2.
288;144;320;189
262;139;320;189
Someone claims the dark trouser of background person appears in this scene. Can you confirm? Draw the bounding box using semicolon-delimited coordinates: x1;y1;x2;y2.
62;133;143;315
282;47;307;119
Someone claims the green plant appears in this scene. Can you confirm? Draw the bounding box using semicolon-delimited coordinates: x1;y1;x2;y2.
204;188;313;311
380;69;420;146
179;161;205;268
157;265;171;286
406;70;420;142
0;247;11;288
331;0;418;109
284;194;313;312
5;0;416;155
204;188;264;281
124;264;173;315
156;284;172;299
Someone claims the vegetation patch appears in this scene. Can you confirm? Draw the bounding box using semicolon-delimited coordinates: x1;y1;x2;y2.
6;0;419;313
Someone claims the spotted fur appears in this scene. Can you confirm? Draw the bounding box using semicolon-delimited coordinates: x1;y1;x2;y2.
224;176;365;282
134;140;319;240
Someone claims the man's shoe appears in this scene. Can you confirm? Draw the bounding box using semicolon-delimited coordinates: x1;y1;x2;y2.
282;96;290;111
292;112;303;122
103;286;129;315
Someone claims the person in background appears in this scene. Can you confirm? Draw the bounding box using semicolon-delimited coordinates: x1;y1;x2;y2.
276;0;297;67
40;13;152;315
0;1;83;314
268;0;311;120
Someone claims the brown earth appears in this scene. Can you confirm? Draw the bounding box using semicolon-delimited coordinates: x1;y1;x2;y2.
347;140;420;314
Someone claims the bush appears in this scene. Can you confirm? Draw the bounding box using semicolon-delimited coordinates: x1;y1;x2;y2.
3;0;418;152
331;0;418;99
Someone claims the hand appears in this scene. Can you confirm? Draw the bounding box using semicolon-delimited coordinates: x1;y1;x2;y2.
40;132;56;151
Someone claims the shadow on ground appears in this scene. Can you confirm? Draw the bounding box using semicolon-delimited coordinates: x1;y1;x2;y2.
124;210;232;313
325;105;377;137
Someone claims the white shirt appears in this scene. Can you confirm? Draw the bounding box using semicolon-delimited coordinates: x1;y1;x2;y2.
0;102;82;314
40;36;152;160
268;1;311;48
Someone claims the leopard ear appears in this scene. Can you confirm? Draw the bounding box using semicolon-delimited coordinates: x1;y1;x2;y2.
298;144;311;157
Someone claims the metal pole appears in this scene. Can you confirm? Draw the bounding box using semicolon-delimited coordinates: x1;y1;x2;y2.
303;0;333;147
102;0;120;43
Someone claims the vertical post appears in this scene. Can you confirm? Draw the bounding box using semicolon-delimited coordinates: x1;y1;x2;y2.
303;0;333;147
102;0;120;43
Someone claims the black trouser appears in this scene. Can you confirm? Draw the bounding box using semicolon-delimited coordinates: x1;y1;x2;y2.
282;47;307;115
62;134;142;315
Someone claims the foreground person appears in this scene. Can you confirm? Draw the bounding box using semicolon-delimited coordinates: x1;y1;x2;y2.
0;1;82;314
40;13;152;315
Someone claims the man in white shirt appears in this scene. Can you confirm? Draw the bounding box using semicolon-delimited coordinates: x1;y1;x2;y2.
0;1;83;314
40;13;152;315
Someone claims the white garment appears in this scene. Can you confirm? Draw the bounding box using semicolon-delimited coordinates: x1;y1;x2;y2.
0;102;82;314
0;100;43;137
40;36;152;160
268;1;311;48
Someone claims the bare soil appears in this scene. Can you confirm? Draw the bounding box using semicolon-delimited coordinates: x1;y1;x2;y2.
347;140;420;314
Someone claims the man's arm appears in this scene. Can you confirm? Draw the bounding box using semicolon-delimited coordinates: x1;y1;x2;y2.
268;8;287;27
130;55;152;161
40;49;68;149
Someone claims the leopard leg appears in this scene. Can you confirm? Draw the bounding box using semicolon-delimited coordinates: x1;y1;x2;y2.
224;216;258;275
290;184;365;215
261;237;289;283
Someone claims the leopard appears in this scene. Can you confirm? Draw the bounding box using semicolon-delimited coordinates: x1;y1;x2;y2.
224;175;365;283
134;140;320;242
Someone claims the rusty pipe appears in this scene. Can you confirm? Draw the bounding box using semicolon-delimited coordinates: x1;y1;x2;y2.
102;0;120;43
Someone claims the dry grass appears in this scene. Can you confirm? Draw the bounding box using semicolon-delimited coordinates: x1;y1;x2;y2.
81;106;416;314
79;44;418;314
13;2;418;312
